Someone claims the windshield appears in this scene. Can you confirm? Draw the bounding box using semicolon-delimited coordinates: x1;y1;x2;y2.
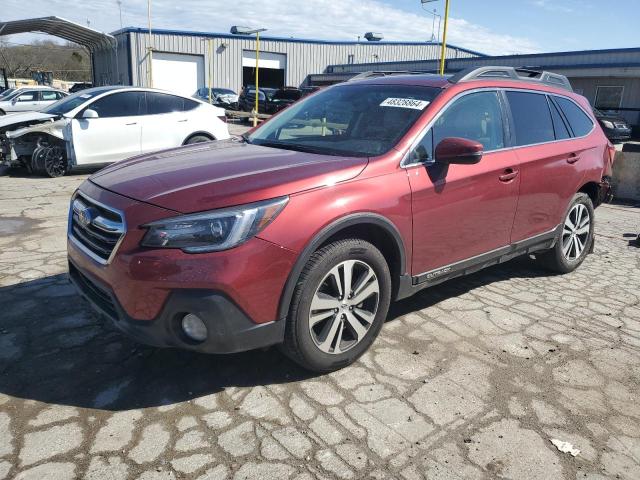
41;90;103;115
0;88;16;99
247;84;441;157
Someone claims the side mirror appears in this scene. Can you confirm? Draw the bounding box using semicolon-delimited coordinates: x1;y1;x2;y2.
434;137;483;164
82;109;99;119
11;98;17;105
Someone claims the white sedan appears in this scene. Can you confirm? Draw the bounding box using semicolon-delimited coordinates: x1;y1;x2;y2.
0;86;230;177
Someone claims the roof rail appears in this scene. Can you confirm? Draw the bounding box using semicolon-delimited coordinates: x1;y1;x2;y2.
448;66;573;92
347;70;433;81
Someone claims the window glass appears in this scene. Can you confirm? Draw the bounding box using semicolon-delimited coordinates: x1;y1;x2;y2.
548;97;571;140
183;98;199;111
56;92;65;100
409;128;434;164
506;91;555;146
595;86;623;110
433;91;504;151
248;84;441;157
555;97;594;137
88;92;144;118
17;91;37;102
41;91;59;101
146;92;185;114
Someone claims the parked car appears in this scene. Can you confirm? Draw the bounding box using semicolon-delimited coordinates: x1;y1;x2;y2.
0;87;67;115
593;108;632;142
266;87;303;114
0;86;229;177
68;67;614;372
194;87;239;110
238;86;277;113
69;82;93;93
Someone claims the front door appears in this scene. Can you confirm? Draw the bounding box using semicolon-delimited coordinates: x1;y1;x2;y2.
71;91;144;165
407;90;520;276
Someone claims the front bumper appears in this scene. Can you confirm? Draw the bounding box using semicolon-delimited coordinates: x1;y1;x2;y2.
69;260;284;353
67;181;297;353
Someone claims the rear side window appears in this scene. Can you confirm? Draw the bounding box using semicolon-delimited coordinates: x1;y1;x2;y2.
547;97;571;140
555;97;594;137
88;92;145;118
506;91;555;146
432;91;505;151
146;92;186;114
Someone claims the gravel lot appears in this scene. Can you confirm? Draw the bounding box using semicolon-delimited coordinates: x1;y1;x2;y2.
1;168;639;480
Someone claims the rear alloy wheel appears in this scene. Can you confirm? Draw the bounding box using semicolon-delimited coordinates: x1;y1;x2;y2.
536;192;594;273
282;239;391;372
43;146;69;178
185;135;212;145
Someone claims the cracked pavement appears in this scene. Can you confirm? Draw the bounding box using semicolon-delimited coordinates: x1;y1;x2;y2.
1;171;640;480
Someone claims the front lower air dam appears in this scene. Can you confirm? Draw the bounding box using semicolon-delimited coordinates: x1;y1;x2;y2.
181;313;208;342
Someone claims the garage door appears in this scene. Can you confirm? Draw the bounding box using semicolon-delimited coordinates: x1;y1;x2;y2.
152;52;204;97
242;50;286;89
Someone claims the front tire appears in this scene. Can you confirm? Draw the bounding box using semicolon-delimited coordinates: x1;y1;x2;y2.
536;192;594;273
282;239;391;372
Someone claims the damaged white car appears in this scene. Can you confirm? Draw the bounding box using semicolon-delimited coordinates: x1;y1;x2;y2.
0;86;230;177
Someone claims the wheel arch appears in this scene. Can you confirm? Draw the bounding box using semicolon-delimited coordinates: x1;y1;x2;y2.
578;181;600;206
182;131;215;145
276;213;408;321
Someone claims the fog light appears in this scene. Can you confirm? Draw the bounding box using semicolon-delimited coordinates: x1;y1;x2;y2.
181;313;208;342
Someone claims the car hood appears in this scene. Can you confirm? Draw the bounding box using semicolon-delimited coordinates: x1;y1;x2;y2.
0;111;56;128
90;140;368;213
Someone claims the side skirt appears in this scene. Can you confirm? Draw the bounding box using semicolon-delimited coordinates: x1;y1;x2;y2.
396;226;560;300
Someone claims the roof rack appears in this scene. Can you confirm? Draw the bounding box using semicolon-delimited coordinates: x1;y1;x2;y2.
347;70;434;81
448;66;573;92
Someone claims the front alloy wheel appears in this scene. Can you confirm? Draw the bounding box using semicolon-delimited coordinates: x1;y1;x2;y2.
308;260;380;355
282;238;391;372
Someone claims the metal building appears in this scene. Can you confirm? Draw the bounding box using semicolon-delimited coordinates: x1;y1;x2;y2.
310;47;640;129
92;27;483;96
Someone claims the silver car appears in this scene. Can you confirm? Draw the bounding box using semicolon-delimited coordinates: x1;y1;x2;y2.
0;88;67;115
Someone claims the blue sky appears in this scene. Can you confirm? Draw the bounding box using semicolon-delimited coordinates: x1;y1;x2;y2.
1;0;638;55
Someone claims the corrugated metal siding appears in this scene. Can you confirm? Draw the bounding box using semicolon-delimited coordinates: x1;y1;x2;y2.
92;33;131;85
93;31;479;92
570;77;640;126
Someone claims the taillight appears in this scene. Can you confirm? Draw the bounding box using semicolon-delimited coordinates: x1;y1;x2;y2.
217;115;227;123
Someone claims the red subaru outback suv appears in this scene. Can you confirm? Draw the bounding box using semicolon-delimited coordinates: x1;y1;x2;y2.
68;67;614;372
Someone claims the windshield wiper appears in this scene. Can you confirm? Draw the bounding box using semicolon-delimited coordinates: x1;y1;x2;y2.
255;140;332;155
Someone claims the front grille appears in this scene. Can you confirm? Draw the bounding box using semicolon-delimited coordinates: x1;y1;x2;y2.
69;193;125;264
69;262;118;320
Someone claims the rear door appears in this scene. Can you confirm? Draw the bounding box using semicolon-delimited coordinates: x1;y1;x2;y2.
71;91;144;165
140;92;196;153
407;90;521;276
507;90;594;242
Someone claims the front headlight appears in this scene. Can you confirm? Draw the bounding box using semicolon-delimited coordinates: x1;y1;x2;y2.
602;120;614;129
141;197;288;253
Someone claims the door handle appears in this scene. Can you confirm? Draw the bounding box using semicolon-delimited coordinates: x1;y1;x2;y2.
126;122;137;126
567;153;581;164
499;168;519;182
177;119;188;123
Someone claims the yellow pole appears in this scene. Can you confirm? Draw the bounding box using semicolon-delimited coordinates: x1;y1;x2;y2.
208;38;213;104
438;0;450;75
147;0;153;87
253;32;260;127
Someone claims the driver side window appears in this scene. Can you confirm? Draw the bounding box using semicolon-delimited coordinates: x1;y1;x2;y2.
433;91;504;152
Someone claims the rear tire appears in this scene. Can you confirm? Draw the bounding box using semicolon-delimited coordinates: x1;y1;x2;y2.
185;135;212;145
281;239;391;372
536;192;594;273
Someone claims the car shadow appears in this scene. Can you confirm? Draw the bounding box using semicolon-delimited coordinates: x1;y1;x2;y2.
0;256;551;412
